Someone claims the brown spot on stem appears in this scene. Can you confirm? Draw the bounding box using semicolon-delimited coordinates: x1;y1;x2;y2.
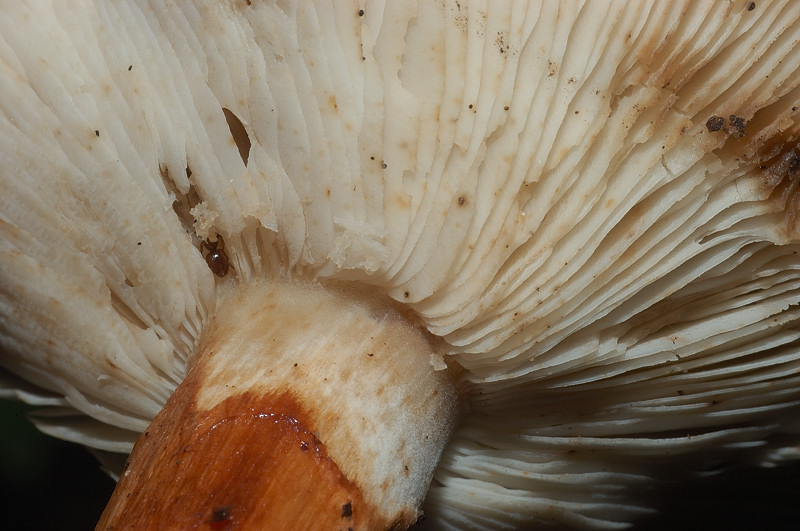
211;505;231;522
342;502;353;518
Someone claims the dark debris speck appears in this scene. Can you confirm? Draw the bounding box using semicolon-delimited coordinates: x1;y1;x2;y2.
706;115;725;132
342;502;353;518
728;115;747;137
211;506;231;522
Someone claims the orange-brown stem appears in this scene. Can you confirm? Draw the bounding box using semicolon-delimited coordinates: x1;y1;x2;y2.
97;361;385;530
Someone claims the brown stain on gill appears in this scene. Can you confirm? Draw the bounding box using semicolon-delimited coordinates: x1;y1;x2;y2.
708;100;800;241
761;142;800;240
96;360;392;530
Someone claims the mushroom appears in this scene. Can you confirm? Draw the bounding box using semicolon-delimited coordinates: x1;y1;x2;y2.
2;0;800;528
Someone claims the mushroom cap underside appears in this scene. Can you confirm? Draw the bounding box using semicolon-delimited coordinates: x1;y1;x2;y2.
2;0;800;528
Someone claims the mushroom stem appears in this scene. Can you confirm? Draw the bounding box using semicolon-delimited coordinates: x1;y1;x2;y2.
96;280;458;530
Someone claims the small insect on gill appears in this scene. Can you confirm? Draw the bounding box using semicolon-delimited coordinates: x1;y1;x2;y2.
201;234;230;277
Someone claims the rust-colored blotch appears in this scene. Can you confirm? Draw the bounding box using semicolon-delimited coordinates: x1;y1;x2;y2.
97;373;383;530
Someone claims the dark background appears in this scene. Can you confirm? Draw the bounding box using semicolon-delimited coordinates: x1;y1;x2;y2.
0;400;114;530
1;397;799;530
